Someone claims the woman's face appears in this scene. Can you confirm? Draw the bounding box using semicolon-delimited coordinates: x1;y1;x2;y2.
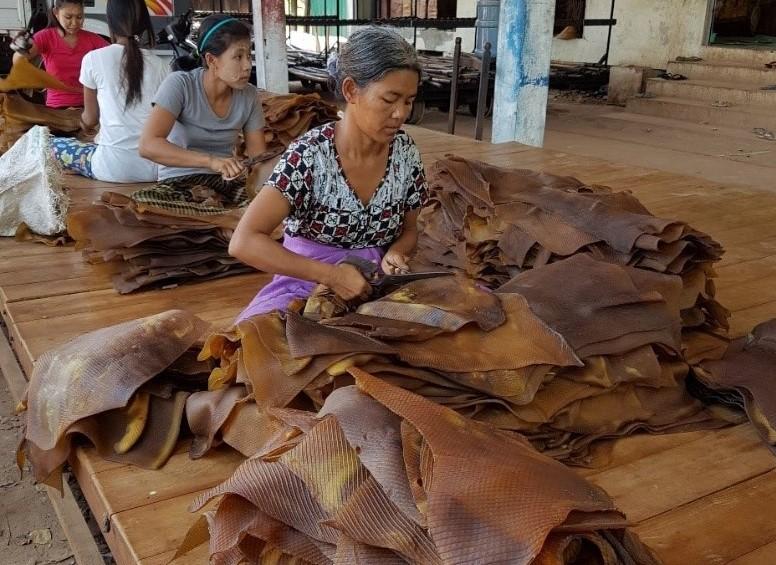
54;3;85;36
344;69;419;143
207;38;253;89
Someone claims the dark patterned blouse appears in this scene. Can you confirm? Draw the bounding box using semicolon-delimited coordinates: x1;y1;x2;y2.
266;122;429;249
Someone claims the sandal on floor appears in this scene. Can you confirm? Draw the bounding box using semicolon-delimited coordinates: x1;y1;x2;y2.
753;127;776;141
657;72;688;80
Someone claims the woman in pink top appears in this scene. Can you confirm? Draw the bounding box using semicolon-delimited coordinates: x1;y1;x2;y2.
12;0;108;108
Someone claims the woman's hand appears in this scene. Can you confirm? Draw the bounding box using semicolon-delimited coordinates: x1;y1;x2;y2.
382;249;410;274
10;31;33;55
78;118;97;137
324;263;372;301
209;155;245;180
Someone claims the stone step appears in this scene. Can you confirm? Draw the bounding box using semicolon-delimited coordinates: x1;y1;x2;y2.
645;78;776;107
667;60;776;86
700;46;776;66
627;95;776;131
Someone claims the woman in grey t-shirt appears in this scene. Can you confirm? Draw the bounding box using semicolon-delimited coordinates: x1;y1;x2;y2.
138;15;267;210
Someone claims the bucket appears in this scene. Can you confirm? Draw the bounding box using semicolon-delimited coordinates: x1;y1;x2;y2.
474;0;500;58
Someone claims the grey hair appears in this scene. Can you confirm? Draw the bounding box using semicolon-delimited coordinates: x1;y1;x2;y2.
329;27;422;100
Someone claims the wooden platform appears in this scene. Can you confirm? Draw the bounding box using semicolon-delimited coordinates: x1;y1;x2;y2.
3;127;776;564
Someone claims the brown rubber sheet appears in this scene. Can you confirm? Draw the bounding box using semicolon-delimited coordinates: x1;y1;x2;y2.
413;156;728;331
19;311;209;488
178;376;659;564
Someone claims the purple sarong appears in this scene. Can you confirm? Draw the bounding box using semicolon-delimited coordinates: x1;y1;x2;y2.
236;235;384;322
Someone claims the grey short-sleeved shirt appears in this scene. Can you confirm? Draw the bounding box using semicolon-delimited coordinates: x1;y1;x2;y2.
152;67;265;180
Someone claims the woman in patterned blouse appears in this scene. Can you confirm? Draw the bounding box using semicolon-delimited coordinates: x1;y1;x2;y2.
231;27;429;320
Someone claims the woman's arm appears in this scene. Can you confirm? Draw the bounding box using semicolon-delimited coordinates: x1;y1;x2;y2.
81;87;99;129
12;42;39;62
229;186;371;300
381;208;420;274
244;129;268;158
139;105;243;178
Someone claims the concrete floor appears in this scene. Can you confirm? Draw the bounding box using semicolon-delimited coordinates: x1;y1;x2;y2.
418;98;776;191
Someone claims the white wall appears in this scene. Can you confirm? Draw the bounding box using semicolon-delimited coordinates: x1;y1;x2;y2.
414;0;710;65
413;0;477;55
0;0;29;33
552;0;710;68
0;8;24;32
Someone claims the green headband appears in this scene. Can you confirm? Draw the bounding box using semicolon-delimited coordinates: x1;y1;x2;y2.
197;17;239;55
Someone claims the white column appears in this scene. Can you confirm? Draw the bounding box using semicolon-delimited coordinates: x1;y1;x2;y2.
252;0;289;93
491;0;555;147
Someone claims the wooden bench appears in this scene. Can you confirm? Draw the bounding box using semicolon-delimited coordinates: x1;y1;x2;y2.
2;127;776;563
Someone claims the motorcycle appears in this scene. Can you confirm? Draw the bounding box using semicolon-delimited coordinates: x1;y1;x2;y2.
158;9;200;72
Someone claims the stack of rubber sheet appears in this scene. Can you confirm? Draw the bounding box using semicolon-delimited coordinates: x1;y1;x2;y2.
411;156;729;332
189;257;739;465
17;310;212;490
260;91;339;152
177;372;660;564
67;191;255;294
66;91;336;293
19;315;662;562
0;58;81;153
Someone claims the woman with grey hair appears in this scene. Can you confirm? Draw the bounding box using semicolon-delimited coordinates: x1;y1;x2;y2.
230;26;428;320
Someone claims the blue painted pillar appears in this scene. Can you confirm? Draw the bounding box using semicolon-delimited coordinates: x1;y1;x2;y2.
491;0;555;146
252;0;290;93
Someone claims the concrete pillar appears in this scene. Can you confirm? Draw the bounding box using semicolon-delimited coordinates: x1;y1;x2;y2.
491;0;555;147
252;0;289;93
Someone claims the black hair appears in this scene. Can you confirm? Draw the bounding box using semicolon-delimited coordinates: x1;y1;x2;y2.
46;0;84;31
328;26;422;100
106;0;155;109
196;14;251;69
29;10;49;34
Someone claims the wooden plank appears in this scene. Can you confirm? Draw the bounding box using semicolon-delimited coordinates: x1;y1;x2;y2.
718;235;776;267
576;429;711;478
5;273;268;364
5;126;776;565
0;251;89;273
69;441;239;565
728;541;776;565
94;446;243;516
8;273;265;323
139;544;210;565
0;240;72;258
708;221;776;249
0;329;105;565
4;316;34;377
635;469;776;564
110;491;217;563
48;484;107;565
589;425;775;524
729;300;776;338
649;197;776;232
72;442;188;476
70;448;129;563
717;255;776;286
2;275;114;304
0;324;28;401
0;261;107;287
717;276;776;317
15;307;241;365
423;141;533;160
